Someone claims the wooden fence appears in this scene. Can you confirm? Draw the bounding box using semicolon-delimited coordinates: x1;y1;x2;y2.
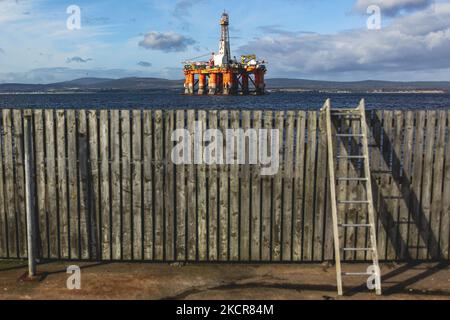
0;108;449;262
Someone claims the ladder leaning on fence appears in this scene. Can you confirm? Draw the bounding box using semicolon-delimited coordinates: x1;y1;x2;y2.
322;98;382;296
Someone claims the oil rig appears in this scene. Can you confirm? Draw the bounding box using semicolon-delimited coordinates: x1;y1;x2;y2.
183;12;267;95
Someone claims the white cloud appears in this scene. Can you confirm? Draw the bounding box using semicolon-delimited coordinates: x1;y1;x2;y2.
139;31;195;52
353;0;432;16
239;3;450;80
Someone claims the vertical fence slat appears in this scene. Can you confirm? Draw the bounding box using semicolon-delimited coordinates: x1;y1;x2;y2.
121;110;132;260
429;111;446;259
88;110;100;260
66;110;79;259
409;111;426;259
207;110;218;261
261;111;272;261
229;110;239;261
164;111;175;261
33;110;47;259
12;110;26;258
240;110;251;261
385;111;403;260
303;111;317;261
77;110;89;260
293;111;306;261
251;111;262;261
56;110;69;259
132;110;143;260
175;110;186;261
187;110;197;260
313;110;327;261
197;111;207;261
271;111;283;261
99;110;111;260
154;110;164;260
282;111;295;261
418;111;436;260
441;110;450;259
0;111;7;257
398;111;414;260
219;110;228;261
142;110;153;260
110;110;121;260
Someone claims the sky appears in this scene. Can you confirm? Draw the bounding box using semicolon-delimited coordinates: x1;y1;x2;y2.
0;0;449;83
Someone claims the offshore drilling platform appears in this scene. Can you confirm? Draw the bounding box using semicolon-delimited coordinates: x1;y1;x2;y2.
183;12;267;95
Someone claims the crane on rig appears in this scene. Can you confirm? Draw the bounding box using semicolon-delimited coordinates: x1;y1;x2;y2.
182;12;267;95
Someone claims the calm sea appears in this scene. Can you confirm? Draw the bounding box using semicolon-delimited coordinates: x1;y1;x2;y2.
1;91;449;109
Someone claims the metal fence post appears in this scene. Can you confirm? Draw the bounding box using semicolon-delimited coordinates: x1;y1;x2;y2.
24;111;36;278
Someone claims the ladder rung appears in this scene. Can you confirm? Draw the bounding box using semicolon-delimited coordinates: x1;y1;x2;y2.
337;155;366;159
342;272;372;276
336;177;368;181
339;224;372;228
343;248;374;251
338;200;370;204
335;134;364;137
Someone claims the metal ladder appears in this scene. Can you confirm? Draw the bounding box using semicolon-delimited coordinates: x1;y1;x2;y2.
322;99;382;296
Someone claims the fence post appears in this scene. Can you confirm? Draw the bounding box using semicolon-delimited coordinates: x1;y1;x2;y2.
24;111;36;277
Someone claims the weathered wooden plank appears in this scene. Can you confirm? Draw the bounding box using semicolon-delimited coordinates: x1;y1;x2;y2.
153;110;164;260
250;111;262;261
0;111;7;257
218;110;229;261
409;111;426;259
56;110;69;259
44;110;58;259
12;110;26;258
429;111;446;259
385;111;403;261
121;110;132;260
110;110;121;260
175;110;186;261
229;110;240;261
272;111;284;261
398;111;414;260
441;110;450;259
418;111;436;260
99;110;110;260
197;110;208;261
132;110;143;260
76;110;89;259
293;111;306;261
66;110;79;259
142;110;153;260
3;110;18;258
32;110;48;258
282;111;295;261
87;110;100;260
303;111;317;261
164;110;175;261
208;110;218;261
313;110;327;261
238;111;251;261
187;110;197;260
77;110;89;260
261;111;273;261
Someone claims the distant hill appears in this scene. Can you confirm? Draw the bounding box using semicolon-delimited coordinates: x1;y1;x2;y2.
266;78;450;92
0;77;449;93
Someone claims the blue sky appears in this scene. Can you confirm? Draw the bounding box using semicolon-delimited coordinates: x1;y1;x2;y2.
0;0;449;83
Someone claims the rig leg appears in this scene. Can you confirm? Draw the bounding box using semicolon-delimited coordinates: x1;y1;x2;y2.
208;73;217;95
198;74;206;95
223;71;232;95
185;73;195;95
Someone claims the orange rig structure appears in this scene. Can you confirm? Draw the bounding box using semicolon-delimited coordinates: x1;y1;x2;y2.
183;12;267;95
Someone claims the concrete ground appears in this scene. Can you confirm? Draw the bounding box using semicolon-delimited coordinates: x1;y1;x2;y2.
0;260;449;300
